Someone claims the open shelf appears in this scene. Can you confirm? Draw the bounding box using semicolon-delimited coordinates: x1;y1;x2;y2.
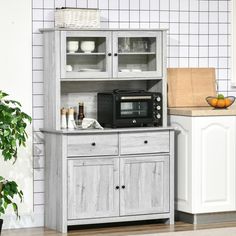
60;77;163;82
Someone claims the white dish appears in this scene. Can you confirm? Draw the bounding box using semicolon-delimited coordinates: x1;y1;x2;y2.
131;69;142;72
120;69;130;72
80;68;102;72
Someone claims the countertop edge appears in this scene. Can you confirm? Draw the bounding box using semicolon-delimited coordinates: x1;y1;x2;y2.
40;126;175;134
168;106;236;117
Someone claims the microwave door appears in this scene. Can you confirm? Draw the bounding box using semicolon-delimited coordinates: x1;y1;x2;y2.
119;99;150;118
120;102;133;116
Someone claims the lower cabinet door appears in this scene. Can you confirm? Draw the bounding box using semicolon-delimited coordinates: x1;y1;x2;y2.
120;155;170;216
68;157;119;219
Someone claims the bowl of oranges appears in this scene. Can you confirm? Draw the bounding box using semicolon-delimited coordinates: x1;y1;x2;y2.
206;94;235;109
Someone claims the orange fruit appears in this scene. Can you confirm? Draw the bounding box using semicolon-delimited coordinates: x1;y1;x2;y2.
210;98;218;107
216;99;226;108
225;98;232;107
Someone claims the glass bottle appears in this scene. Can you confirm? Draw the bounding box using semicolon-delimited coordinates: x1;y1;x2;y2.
77;102;85;125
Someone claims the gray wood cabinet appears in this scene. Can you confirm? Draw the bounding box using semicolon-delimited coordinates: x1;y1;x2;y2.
120;155;170;216
40;28;174;233
43;128;174;233
68;157;119;219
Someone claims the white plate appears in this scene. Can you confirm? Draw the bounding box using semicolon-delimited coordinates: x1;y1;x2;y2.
120;69;130;72
131;69;142;72
80;68;102;72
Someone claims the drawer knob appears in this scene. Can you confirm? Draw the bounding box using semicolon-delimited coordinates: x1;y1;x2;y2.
108;53;112;56
114;53;118;56
144;140;148;144
115;186;120;190
91;142;96;146
122;185;125;189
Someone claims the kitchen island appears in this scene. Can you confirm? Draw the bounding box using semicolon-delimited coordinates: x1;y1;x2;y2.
169;105;236;224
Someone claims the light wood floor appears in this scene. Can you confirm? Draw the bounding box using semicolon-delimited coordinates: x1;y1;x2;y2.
2;221;236;236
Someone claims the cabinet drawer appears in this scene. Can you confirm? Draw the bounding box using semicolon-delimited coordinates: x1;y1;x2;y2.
120;131;169;155
67;134;118;157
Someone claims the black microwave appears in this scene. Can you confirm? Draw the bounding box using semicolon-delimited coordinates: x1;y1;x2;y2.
97;90;162;128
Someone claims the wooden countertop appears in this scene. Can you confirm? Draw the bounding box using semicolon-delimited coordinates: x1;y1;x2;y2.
168;104;236;117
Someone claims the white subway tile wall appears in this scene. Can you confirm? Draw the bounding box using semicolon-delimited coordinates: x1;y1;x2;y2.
32;0;233;213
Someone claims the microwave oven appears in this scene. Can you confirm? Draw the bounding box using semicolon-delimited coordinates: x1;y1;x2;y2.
97;90;162;128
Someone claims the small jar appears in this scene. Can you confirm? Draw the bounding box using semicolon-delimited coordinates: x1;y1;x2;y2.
67;107;75;129
61;108;67;129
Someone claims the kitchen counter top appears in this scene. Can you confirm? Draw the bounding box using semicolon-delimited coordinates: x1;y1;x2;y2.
40;126;174;134
168;104;236;117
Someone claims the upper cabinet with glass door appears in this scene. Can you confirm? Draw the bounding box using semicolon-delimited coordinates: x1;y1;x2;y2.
113;31;163;78
60;30;164;80
61;31;112;79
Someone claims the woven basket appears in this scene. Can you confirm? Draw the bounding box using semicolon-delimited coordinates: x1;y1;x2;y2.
55;8;100;29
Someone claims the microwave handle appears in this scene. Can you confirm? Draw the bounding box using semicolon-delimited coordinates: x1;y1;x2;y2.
120;96;152;100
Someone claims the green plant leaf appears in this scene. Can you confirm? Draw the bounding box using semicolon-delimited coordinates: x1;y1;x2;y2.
0;207;5;214
0;178;23;217
0;90;30;218
0;91;31;162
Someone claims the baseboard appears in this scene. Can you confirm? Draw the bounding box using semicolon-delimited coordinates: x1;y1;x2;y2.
176;210;236;224
2;212;44;229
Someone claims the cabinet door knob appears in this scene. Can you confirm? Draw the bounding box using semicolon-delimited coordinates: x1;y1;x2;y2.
114;53;118;56
122;185;125;189
91;142;96;146
144;140;148;144
115;186;120;190
108;53;112;56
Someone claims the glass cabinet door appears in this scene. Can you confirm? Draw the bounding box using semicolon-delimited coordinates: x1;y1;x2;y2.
61;31;112;79
113;31;163;78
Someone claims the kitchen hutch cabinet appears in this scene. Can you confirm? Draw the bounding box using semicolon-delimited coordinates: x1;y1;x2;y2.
41;28;174;233
169;108;236;224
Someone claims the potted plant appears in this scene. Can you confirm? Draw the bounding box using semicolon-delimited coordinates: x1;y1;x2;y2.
0;90;31;233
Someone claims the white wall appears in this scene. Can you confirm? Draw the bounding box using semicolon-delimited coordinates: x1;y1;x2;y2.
0;0;36;229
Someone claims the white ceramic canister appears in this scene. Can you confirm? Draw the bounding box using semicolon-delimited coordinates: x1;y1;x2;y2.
67;107;75;129
61;108;67;129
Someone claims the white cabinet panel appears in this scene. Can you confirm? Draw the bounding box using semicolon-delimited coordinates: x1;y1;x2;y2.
171;115;236;214
192;116;236;213
170;116;192;212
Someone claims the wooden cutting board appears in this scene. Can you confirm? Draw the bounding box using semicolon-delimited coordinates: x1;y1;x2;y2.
167;68;217;107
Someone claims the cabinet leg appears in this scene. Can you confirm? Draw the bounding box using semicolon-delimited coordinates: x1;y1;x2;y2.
165;217;175;225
